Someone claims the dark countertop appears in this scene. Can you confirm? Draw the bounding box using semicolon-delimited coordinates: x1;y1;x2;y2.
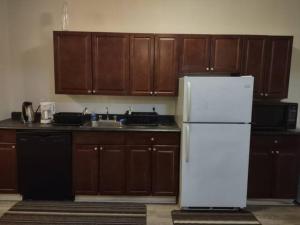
0;119;181;133
251;128;300;135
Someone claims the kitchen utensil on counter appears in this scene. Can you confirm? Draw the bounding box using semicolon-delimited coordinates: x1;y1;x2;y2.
21;102;35;123
40;102;55;124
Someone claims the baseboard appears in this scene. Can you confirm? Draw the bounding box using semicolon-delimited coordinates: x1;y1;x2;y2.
0;194;22;201
75;195;177;204
247;198;296;206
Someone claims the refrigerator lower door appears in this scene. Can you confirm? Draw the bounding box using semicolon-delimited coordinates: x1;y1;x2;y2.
180;123;251;208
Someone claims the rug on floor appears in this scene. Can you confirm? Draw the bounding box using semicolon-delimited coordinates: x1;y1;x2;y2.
0;201;146;225
171;210;262;225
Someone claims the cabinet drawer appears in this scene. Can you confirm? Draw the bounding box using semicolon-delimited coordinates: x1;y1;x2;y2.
272;136;300;152
73;132;125;145
0;130;16;143
126;132;180;145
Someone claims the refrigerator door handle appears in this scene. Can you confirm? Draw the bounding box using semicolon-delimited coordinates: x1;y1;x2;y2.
187;81;191;122
185;124;190;163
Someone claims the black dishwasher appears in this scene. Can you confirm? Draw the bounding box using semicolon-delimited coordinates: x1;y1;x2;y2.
17;131;73;200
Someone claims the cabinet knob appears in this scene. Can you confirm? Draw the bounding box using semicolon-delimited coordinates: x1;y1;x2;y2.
94;147;98;151
260;93;264;96
150;137;154;141
265;93;268;97
88;90;92;94
274;140;278;144
271;151;274;154
150;91;153;95
152;147;156;151
92;90;96;94
154;91;157;95
12;145;15;149
275;150;279;154
210;67;214;71
148;147;152;151
206;67;209;71
99;147;103;150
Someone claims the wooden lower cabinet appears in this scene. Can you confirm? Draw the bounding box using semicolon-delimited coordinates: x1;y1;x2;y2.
248;135;300;199
152;146;179;195
73;131;180;196
0;130;17;193
99;145;126;195
126;146;152;195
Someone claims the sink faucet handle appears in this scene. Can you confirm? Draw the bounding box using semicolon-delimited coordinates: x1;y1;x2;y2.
105;106;109;120
82;107;88;115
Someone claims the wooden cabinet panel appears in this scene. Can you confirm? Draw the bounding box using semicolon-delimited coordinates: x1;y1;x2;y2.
130;34;154;95
211;35;242;73
126;146;151;195
264;37;293;98
152;146;179;195
179;35;210;73
241;36;267;97
73;132;125;145
92;33;129;95
154;35;178;96
0;143;17;193
54;31;92;94
73;144;98;194
99;145;126;195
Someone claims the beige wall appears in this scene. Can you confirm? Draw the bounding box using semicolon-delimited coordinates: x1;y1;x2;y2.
3;0;300;121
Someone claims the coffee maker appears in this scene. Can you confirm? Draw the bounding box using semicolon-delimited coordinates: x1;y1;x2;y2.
40;102;55;124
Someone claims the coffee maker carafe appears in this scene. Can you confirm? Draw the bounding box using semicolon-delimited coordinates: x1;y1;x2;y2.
40;102;55;124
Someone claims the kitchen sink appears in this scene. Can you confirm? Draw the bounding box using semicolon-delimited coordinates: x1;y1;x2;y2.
84;120;123;128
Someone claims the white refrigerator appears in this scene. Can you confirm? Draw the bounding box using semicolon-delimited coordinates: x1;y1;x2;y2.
176;76;254;209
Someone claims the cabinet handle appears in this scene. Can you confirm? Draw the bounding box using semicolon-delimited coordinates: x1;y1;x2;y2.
152;148;156;151
265;93;268;97
148;147;152;151
210;67;214;71
99;147;103;150
154;91;157;95
88;90;92;94
150;91;153;95
260;93;264;96
275;150;279;154
12;145;15;149
92;90;96;94
274;140;278;144
206;67;209;71
150;137;154;141
94;147;98;151
271;151;274;154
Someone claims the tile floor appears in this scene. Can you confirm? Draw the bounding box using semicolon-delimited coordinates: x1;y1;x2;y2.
0;201;299;225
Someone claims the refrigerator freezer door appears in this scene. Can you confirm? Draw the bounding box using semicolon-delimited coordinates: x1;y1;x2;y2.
180;123;251;208
181;76;254;123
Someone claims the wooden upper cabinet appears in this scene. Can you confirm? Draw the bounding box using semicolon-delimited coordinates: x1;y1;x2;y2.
154;35;178;96
264;36;293;99
210;35;242;73
92;33;129;95
54;31;92;94
129;34;154;95
241;36;268;98
179;35;210;73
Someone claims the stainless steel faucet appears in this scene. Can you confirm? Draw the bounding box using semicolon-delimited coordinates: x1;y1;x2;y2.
105;106;109;120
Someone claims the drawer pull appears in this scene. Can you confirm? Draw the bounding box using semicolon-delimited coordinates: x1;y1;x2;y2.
275;150;279;154
12;145;15;149
148;147;152;151
99;147;103;150
271;151;274;154
150;137;154;141
274;140;278;144
152;148;156;151
94;147;98;151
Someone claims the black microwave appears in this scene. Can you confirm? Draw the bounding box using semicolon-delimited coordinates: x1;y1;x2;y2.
252;101;298;131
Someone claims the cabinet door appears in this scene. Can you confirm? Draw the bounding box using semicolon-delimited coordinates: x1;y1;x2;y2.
130;34;154;96
54;31;92;94
73;145;98;194
154;35;178;96
210;35;242;73
152;146;179;196
92;33;129;95
264;37;293;98
247;136;273;198
179;35;210;73
99;145;126;195
0;143;17;193
241;36;268;98
126;146;151;195
272;136;299;198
